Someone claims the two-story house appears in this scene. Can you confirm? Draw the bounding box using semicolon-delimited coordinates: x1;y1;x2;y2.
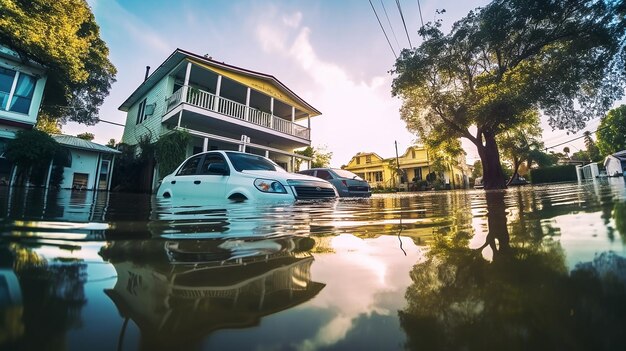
343;145;469;190
0;45;48;182
119;49;321;190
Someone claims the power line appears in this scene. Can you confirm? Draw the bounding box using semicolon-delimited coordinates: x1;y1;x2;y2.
369;0;398;59
97;118;125;127
543;125;610;151
395;0;413;48
416;0;425;30
380;0;401;52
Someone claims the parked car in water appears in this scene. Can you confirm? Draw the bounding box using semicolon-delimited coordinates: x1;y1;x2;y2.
298;168;371;197
156;151;338;201
508;175;529;186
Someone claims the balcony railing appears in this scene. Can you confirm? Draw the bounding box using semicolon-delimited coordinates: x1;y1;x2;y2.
165;86;310;140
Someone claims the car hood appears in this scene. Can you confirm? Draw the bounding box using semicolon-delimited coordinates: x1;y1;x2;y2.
240;170;326;184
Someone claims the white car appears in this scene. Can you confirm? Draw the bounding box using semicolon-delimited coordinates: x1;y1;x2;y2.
156;151;338;201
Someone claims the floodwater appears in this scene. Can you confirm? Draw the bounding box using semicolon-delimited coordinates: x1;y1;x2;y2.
1;178;626;351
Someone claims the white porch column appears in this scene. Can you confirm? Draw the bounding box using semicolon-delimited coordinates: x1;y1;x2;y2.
181;61;192;103
245;87;251;121
307;114;311;129
265;150;269;158
108;156;116;191
270;98;274;129
177;111;182;128
203;137;208;152
213;75;222;111
291;107;295;122
45;159;53;189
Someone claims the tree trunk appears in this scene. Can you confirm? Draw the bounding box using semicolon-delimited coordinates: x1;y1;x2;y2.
506;157;521;186
476;131;507;190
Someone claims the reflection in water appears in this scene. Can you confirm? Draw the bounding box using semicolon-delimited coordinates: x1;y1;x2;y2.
0;179;625;350
99;236;323;350
400;183;626;350
0;243;87;350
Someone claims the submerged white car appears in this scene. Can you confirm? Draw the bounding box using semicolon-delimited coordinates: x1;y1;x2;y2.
156;151;338;201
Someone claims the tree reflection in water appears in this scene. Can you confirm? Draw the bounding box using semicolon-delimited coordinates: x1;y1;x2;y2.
0;244;87;351
400;190;626;351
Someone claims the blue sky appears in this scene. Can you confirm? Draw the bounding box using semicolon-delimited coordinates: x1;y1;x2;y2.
65;0;617;166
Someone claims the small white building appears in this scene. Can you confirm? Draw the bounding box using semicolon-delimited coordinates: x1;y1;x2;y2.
604;150;626;177
52;135;120;190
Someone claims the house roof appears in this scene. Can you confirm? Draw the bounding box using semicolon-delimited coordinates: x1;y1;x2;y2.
118;48;321;116
613;150;626;160
52;135;120;154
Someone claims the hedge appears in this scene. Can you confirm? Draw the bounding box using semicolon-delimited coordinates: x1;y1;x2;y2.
529;165;577;184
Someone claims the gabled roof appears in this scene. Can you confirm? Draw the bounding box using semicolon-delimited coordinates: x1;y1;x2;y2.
52;135;120;154
118;48;321;116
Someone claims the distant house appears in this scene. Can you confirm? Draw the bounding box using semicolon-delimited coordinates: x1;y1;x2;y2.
343;145;469;190
119;48;321;191
0;45;48;182
52;135;120;190
604;150;626;177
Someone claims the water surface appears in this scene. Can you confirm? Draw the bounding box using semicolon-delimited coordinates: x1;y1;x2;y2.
1;179;625;350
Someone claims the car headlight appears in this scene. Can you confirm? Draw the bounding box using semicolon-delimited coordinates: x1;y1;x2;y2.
254;179;287;193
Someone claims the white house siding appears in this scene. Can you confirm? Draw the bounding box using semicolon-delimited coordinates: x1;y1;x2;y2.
60;149;100;190
121;76;171;145
605;155;626;177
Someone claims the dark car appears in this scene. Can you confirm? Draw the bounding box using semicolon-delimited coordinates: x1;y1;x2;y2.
298;168;371;198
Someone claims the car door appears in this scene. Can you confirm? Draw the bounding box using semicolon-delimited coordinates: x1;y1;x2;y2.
195;153;230;200
169;154;203;198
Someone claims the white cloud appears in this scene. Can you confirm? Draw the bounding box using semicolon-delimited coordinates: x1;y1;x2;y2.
283;11;303;28
254;10;415;166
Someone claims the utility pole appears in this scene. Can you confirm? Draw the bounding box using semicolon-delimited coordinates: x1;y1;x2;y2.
395;141;401;191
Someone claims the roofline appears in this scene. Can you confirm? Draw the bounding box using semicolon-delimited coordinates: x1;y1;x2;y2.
118;48;321;116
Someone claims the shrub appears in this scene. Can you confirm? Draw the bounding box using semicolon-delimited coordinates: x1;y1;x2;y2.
529;165;577;184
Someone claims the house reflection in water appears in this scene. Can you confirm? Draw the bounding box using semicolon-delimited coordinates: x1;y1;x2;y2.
99;236;324;347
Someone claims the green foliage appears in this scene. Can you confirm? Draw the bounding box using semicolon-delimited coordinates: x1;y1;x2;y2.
391;0;625;189
0;0;117;125
106;139;116;148
76;132;94;141
471;160;482;179
35;114;62;134
154;131;190;177
597;105;626;156
530;165;578;184
294;146;333;170
5;130;59;168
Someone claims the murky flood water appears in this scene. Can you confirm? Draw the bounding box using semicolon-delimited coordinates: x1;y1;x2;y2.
1;179;626;351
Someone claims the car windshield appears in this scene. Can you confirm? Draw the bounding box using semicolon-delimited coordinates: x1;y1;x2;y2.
332;169;363;180
226;152;286;172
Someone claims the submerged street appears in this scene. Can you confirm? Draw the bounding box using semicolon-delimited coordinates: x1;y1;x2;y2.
1;179;625;350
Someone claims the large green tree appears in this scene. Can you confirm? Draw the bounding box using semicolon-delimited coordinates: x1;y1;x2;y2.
392;0;626;189
596;105;626;156
0;0;116;125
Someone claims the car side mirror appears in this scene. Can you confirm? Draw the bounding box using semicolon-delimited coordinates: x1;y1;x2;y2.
207;163;229;175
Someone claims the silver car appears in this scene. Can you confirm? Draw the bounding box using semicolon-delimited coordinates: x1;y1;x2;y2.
298;168;371;198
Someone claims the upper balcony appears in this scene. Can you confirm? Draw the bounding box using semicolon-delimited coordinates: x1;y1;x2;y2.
164;85;310;141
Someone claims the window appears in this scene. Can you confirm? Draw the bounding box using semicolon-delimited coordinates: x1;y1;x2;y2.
412;149;416;158
373;171;383;182
177;155;202;175
200;154;228;175
414;168;422;181
356;157;360;165
135;99;147;124
226;152;284;172
316;170;333;180
0;67;36;114
365;155;372;164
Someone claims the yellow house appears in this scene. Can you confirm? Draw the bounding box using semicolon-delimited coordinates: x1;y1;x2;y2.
343;146;469;190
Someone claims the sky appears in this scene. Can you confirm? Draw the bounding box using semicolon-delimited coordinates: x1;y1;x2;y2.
63;0;622;167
